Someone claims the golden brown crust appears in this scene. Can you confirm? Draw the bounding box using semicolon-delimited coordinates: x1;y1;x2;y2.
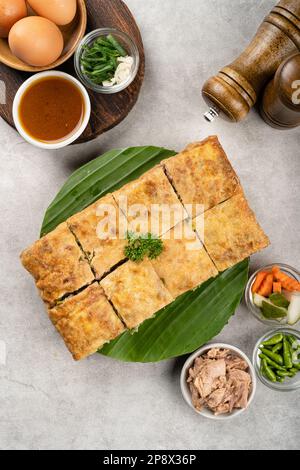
100;260;174;329
195;193;270;272
163;136;240;217
68;194;127;280
50;283;125;360
113;165;187;236
151;221;218;297
20;222;94;305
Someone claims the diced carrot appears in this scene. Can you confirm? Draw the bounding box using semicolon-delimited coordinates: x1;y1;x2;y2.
284;281;300;292
251;271;268;293
272;266;282;279
273;282;282;293
272;266;300;292
257;273;274;297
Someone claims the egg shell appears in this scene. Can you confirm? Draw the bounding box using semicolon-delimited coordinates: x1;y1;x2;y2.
9;16;64;67
0;0;27;38
27;0;77;26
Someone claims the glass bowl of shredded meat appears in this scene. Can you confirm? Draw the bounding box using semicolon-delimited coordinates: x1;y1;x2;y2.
180;344;257;420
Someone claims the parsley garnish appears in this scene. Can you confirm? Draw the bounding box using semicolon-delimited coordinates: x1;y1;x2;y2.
124;232;163;262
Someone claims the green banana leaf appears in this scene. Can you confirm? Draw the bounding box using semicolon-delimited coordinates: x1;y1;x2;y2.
101;259;248;362
41;147;176;236
41;146;249;363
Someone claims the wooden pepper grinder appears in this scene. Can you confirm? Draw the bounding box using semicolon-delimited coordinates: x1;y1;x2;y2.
202;0;300;123
261;53;300;129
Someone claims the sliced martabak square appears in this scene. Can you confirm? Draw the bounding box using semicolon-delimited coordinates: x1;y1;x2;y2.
195;192;270;272
150;221;218;298
20;222;94;305
113;165;187;237
100;259;174;330
163;136;240;218
68;194;127;280
49;283;125;361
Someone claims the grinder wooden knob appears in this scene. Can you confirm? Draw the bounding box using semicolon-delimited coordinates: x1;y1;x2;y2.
202;0;300;122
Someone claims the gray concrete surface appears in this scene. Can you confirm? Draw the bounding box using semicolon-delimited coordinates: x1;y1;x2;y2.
0;0;299;450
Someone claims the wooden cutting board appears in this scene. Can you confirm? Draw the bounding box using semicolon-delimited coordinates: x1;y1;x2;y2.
0;0;145;144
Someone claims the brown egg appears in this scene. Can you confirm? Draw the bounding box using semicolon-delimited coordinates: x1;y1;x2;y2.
0;0;27;38
9;16;64;66
27;0;77;26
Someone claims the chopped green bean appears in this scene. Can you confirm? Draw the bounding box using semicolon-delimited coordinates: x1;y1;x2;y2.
260;347;284;365
283;337;293;369
287;334;298;346
272;342;283;353
259;354;286;371
276;370;293;377
262;334;283;346
262;359;277;382
258;333;300;382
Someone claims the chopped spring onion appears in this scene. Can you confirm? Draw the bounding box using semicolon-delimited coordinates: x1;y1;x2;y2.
80;34;133;86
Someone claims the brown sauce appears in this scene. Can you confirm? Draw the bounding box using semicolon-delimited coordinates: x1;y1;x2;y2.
19;77;85;143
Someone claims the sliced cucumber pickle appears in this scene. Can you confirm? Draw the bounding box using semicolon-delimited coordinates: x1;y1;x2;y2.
261;301;287;319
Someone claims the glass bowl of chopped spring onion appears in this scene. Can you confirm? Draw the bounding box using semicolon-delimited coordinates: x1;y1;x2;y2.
253;328;300;391
245;263;300;326
74;28;140;94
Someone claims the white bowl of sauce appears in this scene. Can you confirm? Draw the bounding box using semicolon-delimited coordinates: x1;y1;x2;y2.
13;71;91;149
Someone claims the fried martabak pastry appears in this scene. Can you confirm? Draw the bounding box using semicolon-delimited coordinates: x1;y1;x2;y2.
100;260;174;329
195;192;270;272
162;136;240;218
49;283;125;360
113;166;187;237
150;221;218;297
68;194;127;280
20;222;94;305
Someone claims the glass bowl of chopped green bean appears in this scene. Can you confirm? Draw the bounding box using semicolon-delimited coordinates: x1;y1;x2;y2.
253;328;300;391
74;28;140;93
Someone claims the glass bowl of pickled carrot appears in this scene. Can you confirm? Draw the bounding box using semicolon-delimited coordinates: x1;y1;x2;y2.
245;263;300;326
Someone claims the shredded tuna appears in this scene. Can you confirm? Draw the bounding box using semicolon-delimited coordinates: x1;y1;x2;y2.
225;355;249;371
193;359;226;397
187;356;205;381
206;388;226;408
187;348;252;416
214;403;231;415
207;348;231;359
189;382;205;411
